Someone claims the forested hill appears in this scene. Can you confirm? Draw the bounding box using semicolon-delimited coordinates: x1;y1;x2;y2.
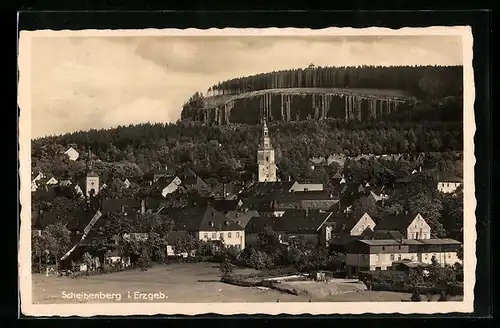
206;65;463;99
181;65;463;125
32;119;463;186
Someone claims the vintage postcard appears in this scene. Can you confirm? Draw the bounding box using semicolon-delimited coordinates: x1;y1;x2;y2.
18;26;475;316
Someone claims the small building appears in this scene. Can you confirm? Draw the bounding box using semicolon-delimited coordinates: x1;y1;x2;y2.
212;199;243;214
179;176;213;196
374;212;431;240
64;147;80;161
152;176;182;198
434;171;463;194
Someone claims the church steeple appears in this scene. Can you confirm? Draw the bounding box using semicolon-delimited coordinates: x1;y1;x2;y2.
85;147;99;198
260;118;272;150
257;119;277;182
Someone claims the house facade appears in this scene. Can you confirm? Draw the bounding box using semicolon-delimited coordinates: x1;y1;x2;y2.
345;238;462;277
435;172;463;194
172;206;246;250
374;212;431;240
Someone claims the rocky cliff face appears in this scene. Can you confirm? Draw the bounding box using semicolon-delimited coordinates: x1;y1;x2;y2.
185;88;416;125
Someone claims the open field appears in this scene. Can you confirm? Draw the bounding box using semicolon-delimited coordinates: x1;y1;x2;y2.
32;262;461;304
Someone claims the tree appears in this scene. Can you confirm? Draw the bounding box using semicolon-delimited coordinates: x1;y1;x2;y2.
42;222;71;268
410;288;422;302
31;231;46;273
219;257;233;278
350;196;383;220
406;193;446;238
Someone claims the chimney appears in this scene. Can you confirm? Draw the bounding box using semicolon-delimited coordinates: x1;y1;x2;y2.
121;205;125;213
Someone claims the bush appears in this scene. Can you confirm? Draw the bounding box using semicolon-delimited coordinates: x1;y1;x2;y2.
247;249;275;270
219;258;233;278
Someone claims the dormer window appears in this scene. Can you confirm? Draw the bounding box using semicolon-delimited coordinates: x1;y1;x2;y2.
209;221;214;227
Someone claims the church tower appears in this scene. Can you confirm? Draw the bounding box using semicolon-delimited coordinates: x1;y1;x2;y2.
257;119;277;182
85;148;99;198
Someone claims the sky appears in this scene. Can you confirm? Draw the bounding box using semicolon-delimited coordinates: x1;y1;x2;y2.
30;34;463;138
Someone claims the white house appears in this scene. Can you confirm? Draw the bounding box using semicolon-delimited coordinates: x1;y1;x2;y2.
64;147;80;161
435;171;463;194
160;176;182;198
374;212;431;240
46;177;58;185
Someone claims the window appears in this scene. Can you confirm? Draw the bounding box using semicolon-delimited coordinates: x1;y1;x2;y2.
266;156;269;162
304;188;309;192
236;232;240;238
204;233;208;239
398;254;402;260
423;234;427;239
211;233;216;239
382;246;385;251
398;245;401;250
448;253;451;259
390;254;394;261
376;254;380;261
220;232;224;239
228;232;232;238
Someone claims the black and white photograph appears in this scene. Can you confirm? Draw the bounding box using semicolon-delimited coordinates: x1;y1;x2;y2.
18;27;475;316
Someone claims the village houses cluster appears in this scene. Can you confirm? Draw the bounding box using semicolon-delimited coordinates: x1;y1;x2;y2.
32;120;463;276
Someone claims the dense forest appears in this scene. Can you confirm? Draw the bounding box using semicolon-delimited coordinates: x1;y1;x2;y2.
32;119;462;188
206;65;463;100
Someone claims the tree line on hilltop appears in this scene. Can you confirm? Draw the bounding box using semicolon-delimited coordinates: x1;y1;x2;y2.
206;65;463;101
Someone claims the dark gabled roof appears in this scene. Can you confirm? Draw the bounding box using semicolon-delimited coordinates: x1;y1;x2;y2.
395;175;415;184
373;213;420;232
37;211;92;231
254;181;295;194
180;177;212;193
225;210;259;229
211;183;244;197
326;213;362;233
277;210;333;234
262;190;335;202
212;199;241;212
165;230;189;244
332;172;343;179
433;171;463;183
153;176;179;191
245;216;279;234
363;229;406;240
101;198;141;214
171;206;242;232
